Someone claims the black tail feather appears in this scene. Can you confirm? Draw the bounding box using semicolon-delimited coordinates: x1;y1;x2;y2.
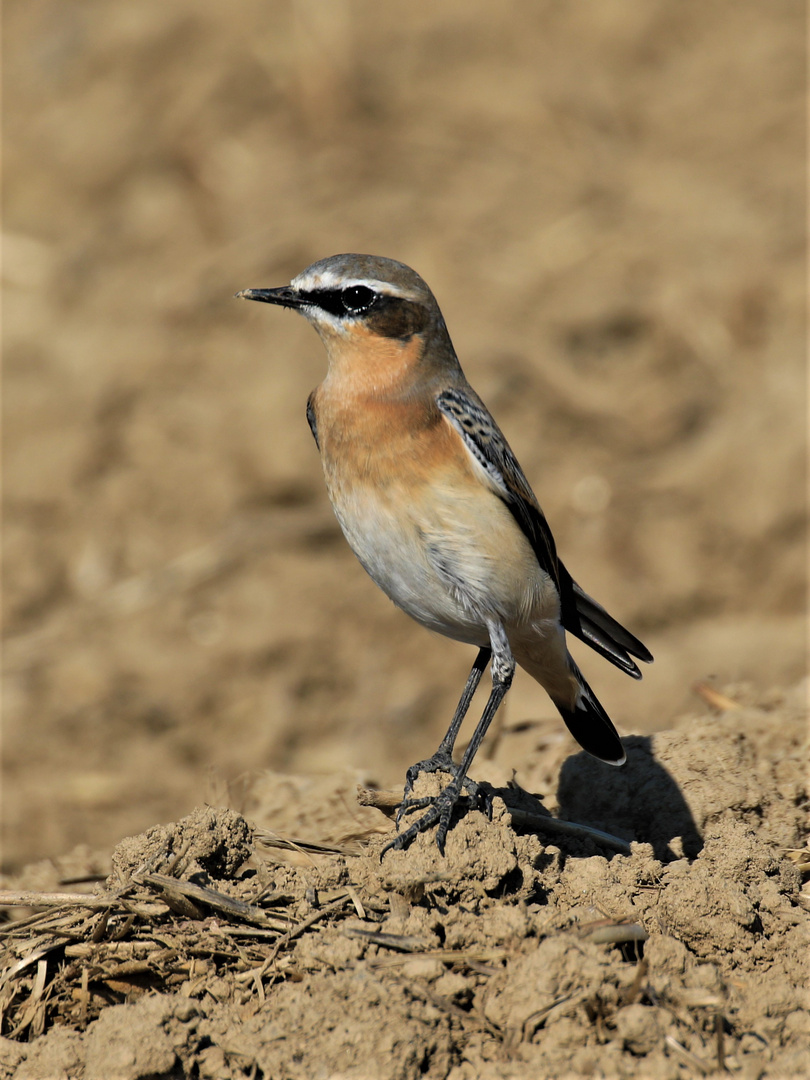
552;667;625;766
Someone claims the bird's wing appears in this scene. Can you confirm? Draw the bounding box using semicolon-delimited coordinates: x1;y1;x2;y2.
558;565;653;674
436;386;652;677
436;387;560;584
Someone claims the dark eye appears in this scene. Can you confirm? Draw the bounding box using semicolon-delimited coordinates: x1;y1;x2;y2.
341;285;376;314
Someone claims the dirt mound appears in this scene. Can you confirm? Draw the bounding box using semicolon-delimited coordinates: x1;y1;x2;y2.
2;684;806;1079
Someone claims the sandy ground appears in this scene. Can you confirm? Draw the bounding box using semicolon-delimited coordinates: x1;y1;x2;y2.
2;1;807;1077
1;684;808;1078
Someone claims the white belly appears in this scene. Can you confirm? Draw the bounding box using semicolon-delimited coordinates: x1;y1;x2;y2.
326;473;560;647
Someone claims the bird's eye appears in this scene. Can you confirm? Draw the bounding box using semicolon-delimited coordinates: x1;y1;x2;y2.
341;285;376;314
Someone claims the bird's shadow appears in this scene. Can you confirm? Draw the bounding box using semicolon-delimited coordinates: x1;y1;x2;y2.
549;735;703;862
489;735;702;863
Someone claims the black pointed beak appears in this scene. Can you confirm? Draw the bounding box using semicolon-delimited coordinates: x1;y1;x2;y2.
235;286;303;309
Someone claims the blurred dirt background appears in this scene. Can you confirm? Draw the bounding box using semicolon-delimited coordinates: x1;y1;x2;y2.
3;0;806;877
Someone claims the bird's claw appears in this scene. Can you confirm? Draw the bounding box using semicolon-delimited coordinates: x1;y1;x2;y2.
382;765;495;857
382;782;462;857
397;752;486;825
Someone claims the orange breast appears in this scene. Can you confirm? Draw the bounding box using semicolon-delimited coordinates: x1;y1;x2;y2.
310;322;465;488
313;382;465;496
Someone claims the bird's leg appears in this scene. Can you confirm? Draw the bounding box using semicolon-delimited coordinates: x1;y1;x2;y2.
384;627;514;856
397;646;491;820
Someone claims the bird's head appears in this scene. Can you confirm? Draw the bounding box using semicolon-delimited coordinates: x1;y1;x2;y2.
237;254;457;392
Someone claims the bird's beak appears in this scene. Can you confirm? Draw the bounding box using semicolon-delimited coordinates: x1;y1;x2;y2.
235;286;304;309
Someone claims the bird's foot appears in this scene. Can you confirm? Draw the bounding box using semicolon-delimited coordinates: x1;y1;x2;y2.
382;780;464;857
397;752;488;825
382;760;494;857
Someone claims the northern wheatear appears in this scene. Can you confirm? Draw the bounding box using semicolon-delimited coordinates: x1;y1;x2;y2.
237;254;652;855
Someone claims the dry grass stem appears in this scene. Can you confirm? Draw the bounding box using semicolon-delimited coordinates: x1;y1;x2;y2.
692;683;742;711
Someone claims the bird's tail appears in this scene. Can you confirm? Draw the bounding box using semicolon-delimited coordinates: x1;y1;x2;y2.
549;659;625;765
516;635;626;766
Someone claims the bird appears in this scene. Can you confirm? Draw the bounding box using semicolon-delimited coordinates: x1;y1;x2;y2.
237;254;653;855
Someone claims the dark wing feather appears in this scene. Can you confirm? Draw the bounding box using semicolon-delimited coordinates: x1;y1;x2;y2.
558;564;653;677
436;386;653;678
306;392;320;449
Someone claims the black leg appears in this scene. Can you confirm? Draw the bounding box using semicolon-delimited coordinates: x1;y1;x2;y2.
397;646;491;821
433;646;492;757
383;628;514;856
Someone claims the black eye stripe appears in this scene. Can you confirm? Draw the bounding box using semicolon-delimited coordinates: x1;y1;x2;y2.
297;290;344;316
298;287;378;317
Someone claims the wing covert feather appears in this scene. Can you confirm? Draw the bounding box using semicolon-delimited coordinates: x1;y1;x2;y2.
436;386;652;677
